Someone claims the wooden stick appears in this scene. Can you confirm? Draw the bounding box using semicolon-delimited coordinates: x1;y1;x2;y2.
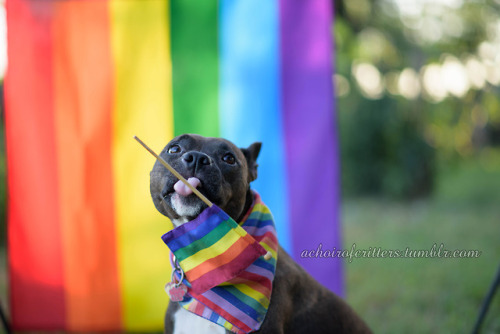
136;136;272;260
134;136;213;207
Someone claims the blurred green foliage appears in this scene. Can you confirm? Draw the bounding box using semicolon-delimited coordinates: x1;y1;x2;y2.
339;88;435;198
335;0;500;198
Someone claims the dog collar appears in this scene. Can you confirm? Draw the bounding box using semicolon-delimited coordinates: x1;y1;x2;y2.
161;191;278;333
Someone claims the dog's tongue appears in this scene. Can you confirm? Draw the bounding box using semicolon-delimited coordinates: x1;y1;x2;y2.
174;177;201;197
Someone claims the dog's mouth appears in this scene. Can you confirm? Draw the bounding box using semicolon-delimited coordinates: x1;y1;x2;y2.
161;177;209;224
173;177;201;197
162;177;203;201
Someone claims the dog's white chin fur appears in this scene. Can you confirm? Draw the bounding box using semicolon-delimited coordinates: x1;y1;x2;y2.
173;307;225;334
170;193;204;227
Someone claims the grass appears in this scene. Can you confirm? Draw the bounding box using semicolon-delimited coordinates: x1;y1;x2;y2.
343;160;500;333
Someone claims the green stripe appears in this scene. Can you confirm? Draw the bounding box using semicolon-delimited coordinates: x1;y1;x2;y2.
170;0;219;137
247;212;273;222
175;219;233;262
225;286;268;316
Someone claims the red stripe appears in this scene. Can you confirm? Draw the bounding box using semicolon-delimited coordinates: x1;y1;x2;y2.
185;235;253;282
52;1;122;330
192;293;252;333
189;243;266;294
5;0;66;329
193;301;205;315
227;271;272;296
252;231;278;247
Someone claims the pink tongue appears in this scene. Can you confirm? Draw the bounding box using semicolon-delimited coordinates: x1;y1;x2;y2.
174;177;201;197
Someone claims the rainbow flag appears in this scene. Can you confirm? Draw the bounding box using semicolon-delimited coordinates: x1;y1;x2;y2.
162;204;269;295
163;192;278;333
4;0;341;331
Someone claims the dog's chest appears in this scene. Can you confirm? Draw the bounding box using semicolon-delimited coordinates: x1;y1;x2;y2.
173;307;226;334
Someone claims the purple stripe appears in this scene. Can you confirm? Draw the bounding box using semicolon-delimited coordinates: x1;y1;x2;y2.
243;224;276;237
202;289;260;329
202;305;213;319
245;265;274;282
161;205;224;244
280;0;343;296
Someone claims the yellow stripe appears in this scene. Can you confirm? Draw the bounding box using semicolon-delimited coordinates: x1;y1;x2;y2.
110;0;173;330
260;242;278;259
179;228;242;272
233;223;249;237
233;284;270;308
253;203;272;214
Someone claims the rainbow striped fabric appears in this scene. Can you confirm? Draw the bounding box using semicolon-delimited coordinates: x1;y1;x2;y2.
163;192;278;333
5;0;341;332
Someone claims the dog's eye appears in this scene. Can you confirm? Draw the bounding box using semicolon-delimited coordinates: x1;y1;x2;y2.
222;153;236;165
168;145;181;154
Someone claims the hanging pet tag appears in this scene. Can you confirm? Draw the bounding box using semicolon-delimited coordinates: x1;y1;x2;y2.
165;281;188;302
165;256;188;302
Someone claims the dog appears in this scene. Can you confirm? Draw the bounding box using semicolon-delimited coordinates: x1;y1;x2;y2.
150;134;372;334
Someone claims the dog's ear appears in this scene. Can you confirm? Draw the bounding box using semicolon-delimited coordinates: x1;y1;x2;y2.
241;142;262;182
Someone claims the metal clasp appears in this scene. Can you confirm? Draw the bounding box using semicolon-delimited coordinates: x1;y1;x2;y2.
171;255;185;287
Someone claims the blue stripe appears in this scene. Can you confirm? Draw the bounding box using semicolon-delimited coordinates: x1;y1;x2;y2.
253;258;276;274
166;214;231;252
224;286;267;316
209;310;219;322
242;218;274;228
211;286;261;322
219;0;292;252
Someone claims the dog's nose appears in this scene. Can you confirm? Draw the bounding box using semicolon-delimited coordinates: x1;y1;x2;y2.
182;151;212;171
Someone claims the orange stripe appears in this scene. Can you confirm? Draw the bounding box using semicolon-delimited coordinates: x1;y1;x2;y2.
53;1;121;330
227;275;271;297
229;281;271;299
242;230;263;245
186;236;250;282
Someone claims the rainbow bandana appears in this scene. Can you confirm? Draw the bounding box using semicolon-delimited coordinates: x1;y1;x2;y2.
161;191;278;333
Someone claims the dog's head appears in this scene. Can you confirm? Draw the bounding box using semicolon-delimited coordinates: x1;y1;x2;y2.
150;134;261;226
